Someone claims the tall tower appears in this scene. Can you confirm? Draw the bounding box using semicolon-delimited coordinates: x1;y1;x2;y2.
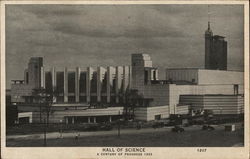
131;54;152;91
26;57;43;88
204;8;227;70
212;35;227;70
205;22;213;69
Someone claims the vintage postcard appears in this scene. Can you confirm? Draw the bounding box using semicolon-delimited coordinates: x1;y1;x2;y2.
1;0;249;159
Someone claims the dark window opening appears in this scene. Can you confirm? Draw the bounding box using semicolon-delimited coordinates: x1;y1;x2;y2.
68;96;76;103
101;74;107;93
155;115;161;120
45;72;52;91
56;96;64;103
19;117;30;124
79;73;86;93
56;72;64;93
26;72;29;84
79;96;86;103
101;96;107;104
153;70;156;80
111;79;116;93
110;96;116;104
144;70;148;84
234;84;239;95
90;73;97;93
90;96;97;104
68;72;75;93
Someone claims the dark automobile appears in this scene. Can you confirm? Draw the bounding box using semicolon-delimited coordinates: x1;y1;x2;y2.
85;124;100;131
100;124;113;131
206;119;219;125
191;120;204;125
202;125;215;131
171;126;184;132
136;122;142;129
183;123;190;127
165;121;176;127
152;122;164;129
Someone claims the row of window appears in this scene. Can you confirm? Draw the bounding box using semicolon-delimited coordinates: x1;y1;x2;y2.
45;72;128;94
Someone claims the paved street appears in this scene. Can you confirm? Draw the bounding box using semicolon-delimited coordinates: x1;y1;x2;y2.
6;124;244;147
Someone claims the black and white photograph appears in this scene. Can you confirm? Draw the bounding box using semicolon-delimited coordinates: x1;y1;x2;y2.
1;1;249;159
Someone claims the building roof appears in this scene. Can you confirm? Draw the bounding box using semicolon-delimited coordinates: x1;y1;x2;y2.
213;35;225;39
165;68;243;72
180;94;243;97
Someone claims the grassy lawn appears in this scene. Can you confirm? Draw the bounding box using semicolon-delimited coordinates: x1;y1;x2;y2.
6;128;244;147
6;122;138;135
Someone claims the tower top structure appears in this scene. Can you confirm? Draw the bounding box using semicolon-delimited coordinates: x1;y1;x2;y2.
205;5;213;35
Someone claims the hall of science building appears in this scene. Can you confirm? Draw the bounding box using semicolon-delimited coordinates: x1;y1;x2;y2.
11;24;244;124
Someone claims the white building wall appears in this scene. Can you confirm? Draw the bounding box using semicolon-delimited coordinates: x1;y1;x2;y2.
146;106;169;120
11;84;34;102
176;105;189;115
134;106;169;121
75;67;80;102
123;66;130;91
168;84;244;114
166;69;243;85
41;67;45;88
107;66;116;103
31;107;124;123
166;69;198;83
179;95;244;115
97;67;106;102
86;67;94;103
198;70;243;85
18;112;33;123
135;82;243;115
131;54;152;90
237;96;244;114
52;67;56;96
142;84;169;106
179;95;204;110
116;66;123;103
38;66;130;104
64;67;68;102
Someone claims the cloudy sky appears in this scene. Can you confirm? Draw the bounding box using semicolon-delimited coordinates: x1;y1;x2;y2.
6;4;244;88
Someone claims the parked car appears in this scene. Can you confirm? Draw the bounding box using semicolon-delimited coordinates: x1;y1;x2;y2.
202;125;215;131
172;126;184;132
190;120;204;125
100;124;113;131
85;124;100;131
136;122;142;129
165;121;176;127
206;119;219;125
183;123;190;127
152;122;164;129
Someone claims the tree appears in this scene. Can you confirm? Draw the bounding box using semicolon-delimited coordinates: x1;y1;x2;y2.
32;87;59;125
6;94;18;126
124;89;144;120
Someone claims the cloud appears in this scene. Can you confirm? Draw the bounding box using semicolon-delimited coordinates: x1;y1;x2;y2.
17;5;188;38
6;6;51;32
52;22;186;38
22;5;84;17
5;4;244;88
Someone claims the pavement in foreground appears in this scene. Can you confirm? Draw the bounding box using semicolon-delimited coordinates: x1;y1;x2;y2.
6;124;244;147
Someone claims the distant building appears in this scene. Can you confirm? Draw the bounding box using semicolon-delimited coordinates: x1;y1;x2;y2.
11;58;131;124
205;22;227;70
6;89;17;126
132;55;243;119
9;24;244;123
12;58;131;105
